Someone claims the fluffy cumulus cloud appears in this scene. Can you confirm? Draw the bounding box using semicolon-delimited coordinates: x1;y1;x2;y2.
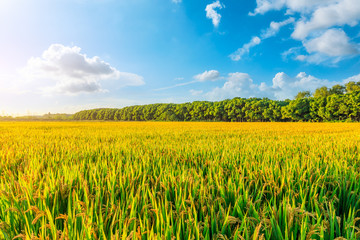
206;73;258;100
261;72;332;99
284;29;360;64
304;29;359;57
23;44;144;95
205;71;336;101
193;70;220;82
292;0;360;40
250;0;337;16
250;0;360;64
205;1;225;28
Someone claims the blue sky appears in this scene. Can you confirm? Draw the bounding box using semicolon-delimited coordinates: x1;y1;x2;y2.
1;0;360;115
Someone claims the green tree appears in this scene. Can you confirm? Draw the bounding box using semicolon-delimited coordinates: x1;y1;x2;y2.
345;81;360;93
282;98;311;121
72;81;360;123
310;97;326;122
313;86;330;98
295;91;311;100
325;95;348;121
329;84;345;95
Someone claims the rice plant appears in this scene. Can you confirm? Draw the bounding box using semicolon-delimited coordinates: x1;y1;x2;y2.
0;122;359;239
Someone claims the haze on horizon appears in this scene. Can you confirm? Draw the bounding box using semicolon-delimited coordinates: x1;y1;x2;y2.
1;0;360;116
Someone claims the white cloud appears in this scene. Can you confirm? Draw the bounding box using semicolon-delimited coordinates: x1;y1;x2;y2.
22;44;144;95
171;0;181;3
250;0;360;64
304;29;359;57
283;47;330;64
295;55;307;61
263;72;332;99
46;80;104;94
284;29;360;64
292;0;360;40
206;73;258;100
250;0;337;16
205;71;336;101
230;37;261;61
190;89;203;96
343;73;360;84
205;1;225;28
155;70;220;91
193;70;220;81
230;18;294;61
249;0;283;16
282;47;301;60
154;80;197;91
261;17;295;39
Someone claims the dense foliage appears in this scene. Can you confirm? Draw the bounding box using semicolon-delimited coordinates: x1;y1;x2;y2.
73;81;360;122
2;81;359;122
0;122;360;239
73;82;360;122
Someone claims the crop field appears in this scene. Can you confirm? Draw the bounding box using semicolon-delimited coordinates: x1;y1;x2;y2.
0;122;360;240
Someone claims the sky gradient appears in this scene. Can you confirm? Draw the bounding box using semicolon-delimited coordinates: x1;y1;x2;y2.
1;0;360;115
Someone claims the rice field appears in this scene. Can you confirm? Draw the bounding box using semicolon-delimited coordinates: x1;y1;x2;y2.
0;122;360;240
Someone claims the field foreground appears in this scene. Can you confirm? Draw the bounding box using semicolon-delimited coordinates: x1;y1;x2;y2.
0;122;360;239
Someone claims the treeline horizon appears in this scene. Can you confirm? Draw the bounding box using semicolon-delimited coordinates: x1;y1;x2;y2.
73;81;360;122
0;113;72;121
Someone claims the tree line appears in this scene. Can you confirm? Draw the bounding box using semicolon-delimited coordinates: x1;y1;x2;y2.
0;113;72;121
73;81;360;122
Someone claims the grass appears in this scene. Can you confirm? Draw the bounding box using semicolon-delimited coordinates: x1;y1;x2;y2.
0;122;360;239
